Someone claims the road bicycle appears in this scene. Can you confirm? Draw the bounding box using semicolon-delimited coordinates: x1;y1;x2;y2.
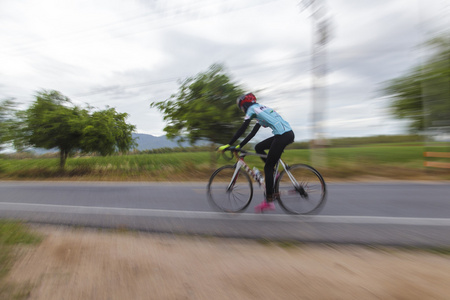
207;148;327;214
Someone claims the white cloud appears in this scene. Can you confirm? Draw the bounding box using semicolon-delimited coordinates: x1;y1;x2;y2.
0;0;447;139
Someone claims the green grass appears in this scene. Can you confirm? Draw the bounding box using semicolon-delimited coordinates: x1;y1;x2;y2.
0;221;42;299
0;145;449;181
0;221;42;246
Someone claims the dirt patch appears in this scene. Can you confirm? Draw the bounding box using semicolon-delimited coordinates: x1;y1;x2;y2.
6;225;450;300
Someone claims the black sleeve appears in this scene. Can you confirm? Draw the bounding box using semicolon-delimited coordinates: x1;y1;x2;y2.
239;123;261;148
227;119;251;145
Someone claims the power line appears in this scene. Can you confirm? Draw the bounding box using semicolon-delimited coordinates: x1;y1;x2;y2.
73;77;180;97
2;0;212;53
3;0;280;56
72;52;310;98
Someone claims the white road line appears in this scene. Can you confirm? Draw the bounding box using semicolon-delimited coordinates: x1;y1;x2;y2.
1;202;450;226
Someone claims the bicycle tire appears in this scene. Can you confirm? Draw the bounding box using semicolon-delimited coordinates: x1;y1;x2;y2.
275;164;327;215
207;165;253;213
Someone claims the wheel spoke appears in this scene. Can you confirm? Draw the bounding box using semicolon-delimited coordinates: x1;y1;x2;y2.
207;166;253;213
275;164;326;214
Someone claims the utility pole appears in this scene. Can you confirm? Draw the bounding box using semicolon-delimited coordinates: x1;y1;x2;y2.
301;0;331;166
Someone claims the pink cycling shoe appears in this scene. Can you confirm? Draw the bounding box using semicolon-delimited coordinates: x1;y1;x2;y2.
254;201;275;213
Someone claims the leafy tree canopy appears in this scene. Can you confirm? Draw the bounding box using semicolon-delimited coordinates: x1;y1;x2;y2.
81;107;136;156
151;64;246;145
14;90;136;169
0;98;17;151
383;34;450;133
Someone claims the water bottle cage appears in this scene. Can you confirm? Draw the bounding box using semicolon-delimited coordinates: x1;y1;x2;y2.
252;167;263;186
258;177;264;186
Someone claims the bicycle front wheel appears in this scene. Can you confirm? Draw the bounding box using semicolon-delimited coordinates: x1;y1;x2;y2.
207;165;253;213
275;164;327;215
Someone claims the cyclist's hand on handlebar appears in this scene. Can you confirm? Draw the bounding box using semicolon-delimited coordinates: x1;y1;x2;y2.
227;145;241;152
217;144;241;153
217;144;230;152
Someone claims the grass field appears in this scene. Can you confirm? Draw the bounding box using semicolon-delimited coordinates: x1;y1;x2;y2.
1;144;449;181
0;221;42;299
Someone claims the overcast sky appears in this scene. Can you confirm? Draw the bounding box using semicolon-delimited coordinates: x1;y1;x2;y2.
1;0;448;142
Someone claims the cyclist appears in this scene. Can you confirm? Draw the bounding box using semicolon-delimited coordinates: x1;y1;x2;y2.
218;93;295;212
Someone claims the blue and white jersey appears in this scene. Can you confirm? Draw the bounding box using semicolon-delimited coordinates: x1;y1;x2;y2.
245;103;292;135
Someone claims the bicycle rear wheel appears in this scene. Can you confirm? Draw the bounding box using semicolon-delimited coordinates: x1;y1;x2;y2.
275;164;327;215
207;165;253;213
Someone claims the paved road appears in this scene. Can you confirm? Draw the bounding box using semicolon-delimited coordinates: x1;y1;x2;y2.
1;181;449;246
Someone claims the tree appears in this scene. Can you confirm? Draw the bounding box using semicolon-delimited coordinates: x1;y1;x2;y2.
383;34;450;133
13;91;86;168
14;90;136;169
151;64;246;145
0;98;17;151
81;107;136;156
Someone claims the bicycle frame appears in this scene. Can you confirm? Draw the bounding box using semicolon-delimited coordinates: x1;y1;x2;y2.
209;148;327;214
227;150;300;192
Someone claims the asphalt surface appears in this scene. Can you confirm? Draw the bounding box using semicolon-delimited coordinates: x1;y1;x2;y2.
1;181;450;246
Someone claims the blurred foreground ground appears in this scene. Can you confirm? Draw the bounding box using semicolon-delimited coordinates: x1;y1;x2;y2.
5;225;450;300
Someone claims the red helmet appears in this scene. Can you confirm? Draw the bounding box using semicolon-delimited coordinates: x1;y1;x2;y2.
236;93;256;111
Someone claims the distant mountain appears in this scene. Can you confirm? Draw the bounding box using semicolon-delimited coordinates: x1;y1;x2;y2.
132;133;192;150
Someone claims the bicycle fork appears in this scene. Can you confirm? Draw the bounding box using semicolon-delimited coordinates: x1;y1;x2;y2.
226;160;245;192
